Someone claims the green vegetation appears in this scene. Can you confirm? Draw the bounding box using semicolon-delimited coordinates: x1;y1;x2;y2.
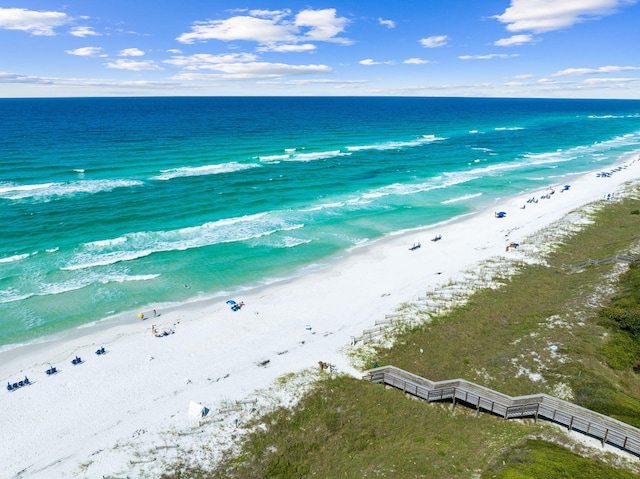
482;439;639;479
162;191;640;478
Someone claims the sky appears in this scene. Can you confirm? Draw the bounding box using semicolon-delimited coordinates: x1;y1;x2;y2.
0;0;639;98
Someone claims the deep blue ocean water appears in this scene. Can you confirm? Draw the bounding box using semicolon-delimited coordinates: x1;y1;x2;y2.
1;96;640;348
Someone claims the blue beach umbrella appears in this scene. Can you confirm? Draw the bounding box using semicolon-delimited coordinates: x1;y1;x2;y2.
226;300;236;305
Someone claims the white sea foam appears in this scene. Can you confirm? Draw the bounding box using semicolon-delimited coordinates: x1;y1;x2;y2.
101;273;160;283
361;174;477;201
0;182;54;195
258;154;291;162
0;289;34;304
61;250;155;271
289;150;351;162
346;134;446;152
0;179;143;201
152;162;259;180
86;237;128;248
495;126;525;131
441;193;483;204
0;272;162;303
0;253;30;264
62;213;302;271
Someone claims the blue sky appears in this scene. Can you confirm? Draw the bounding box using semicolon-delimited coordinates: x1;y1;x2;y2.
1;0;639;98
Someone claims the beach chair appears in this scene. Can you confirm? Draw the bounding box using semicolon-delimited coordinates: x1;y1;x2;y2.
12;383;18;389
95;346;105;355
71;356;82;365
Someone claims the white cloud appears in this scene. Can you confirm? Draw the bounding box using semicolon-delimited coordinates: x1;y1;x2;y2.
494;0;637;33
552;65;640;76
177;8;350;48
164;53;258;69
403;58;430;64
70;26;99;38
170;62;332;80
260;79;367;86
514;73;534;79
359;59;393;66
494;34;537;46
248;9;291;21
583;77;639;84
0;7;69;35
257;43;317;52
295;8;350;43
66;47;105;57
419;35;448;48
177;16;294;44
165;51;331;80
106;59;163;71
459;53;519;60
119;48;145;57
0;71;180;90
379;18;396;28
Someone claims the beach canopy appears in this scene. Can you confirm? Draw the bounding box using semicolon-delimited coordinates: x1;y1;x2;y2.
188;400;210;419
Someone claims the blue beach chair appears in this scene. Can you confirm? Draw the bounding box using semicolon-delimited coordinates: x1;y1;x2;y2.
71;356;82;365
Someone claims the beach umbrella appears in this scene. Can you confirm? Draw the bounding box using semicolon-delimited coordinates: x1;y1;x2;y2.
226;300;236;305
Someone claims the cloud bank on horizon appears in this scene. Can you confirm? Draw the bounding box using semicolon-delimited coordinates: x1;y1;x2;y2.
0;0;638;98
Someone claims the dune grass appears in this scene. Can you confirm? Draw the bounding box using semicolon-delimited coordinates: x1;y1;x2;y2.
481;439;639;479
162;191;640;478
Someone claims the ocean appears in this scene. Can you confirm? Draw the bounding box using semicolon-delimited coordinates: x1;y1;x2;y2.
1;96;640;349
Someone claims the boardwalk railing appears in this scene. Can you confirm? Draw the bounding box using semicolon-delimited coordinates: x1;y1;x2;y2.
563;254;640;269
363;365;640;457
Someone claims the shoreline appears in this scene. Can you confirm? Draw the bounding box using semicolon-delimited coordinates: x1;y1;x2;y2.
2;158;640;478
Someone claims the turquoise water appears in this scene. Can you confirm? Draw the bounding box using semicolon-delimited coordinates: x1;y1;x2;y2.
1;97;640;348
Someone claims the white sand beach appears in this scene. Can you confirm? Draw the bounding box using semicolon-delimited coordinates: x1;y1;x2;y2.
2;160;639;479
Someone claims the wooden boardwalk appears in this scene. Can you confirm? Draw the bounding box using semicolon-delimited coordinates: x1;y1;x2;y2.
363;365;640;457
